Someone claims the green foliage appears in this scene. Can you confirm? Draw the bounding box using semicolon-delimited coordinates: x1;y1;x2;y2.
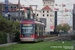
55;23;70;32
13;21;20;31
14;31;20;42
62;24;70;32
0;15;20;42
0;31;7;44
55;24;62;32
0;16;20;33
0;16;10;32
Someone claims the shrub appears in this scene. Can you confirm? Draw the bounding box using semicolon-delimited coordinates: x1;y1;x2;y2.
0;31;7;44
13;30;20;42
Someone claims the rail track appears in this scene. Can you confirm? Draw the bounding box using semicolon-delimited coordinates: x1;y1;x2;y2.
44;33;72;41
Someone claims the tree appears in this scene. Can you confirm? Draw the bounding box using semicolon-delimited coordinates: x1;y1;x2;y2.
55;24;62;32
55;23;70;32
13;21;20;31
0;16;10;32
0;15;20;42
0;15;20;33
62;23;70;32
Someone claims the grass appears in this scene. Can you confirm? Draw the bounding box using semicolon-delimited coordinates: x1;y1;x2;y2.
0;41;75;50
74;47;75;50
41;41;74;50
45;36;58;39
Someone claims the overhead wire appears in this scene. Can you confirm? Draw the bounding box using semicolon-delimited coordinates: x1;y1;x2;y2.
24;0;42;9
24;0;32;5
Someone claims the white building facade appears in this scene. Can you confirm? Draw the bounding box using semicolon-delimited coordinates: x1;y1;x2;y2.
35;0;55;33
43;0;55;10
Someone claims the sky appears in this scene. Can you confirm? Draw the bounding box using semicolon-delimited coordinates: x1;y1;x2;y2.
0;0;75;27
0;0;75;9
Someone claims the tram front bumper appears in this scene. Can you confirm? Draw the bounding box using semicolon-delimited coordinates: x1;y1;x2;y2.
20;38;35;41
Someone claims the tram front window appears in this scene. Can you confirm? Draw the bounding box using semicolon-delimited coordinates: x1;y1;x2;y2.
21;24;34;34
22;27;33;34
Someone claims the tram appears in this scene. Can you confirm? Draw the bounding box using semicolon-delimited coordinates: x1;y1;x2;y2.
20;19;45;42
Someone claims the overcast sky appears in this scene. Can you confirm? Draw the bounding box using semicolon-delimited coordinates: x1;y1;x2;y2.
0;0;75;9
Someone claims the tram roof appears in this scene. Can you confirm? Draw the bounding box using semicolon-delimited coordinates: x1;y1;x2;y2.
20;19;45;25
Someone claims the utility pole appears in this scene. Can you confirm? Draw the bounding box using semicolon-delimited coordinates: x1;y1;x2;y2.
18;0;20;21
30;5;38;20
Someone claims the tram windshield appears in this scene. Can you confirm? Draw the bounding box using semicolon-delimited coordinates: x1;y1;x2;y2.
21;24;34;34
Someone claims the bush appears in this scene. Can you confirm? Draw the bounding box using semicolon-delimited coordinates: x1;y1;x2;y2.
0;31;7;44
13;31;20;42
71;35;75;40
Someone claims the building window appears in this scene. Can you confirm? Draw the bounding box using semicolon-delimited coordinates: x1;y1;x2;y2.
50;15;52;17
50;2;51;4
46;2;47;4
43;11;44;13
47;11;49;13
11;6;13;8
48;2;49;4
44;2;45;4
43;14;44;17
37;14;38;16
14;7;16;8
47;14;49;17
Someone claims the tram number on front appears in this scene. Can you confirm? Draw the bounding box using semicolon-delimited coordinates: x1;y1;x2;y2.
23;24;32;26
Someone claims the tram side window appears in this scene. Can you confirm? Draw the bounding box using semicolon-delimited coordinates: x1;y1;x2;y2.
43;27;45;35
41;26;43;35
38;25;40;36
35;25;37;34
39;25;43;36
42;26;43;35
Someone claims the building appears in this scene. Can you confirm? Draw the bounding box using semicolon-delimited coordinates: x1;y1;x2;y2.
2;3;27;21
0;3;33;21
0;3;19;16
2;8;27;21
35;0;55;33
43;0;55;10
41;5;54;32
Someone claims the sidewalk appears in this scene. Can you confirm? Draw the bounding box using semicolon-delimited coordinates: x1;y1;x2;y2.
0;42;17;47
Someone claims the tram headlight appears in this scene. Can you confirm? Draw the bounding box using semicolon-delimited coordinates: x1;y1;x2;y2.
31;34;32;37
20;34;22;37
20;34;23;37
22;35;23;37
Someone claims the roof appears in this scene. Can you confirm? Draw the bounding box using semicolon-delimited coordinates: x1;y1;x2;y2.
21;21;45;25
21;6;33;10
43;0;55;2
41;5;52;10
3;8;27;11
17;8;27;11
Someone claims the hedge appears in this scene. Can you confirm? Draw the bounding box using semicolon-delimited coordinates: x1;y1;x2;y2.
15;31;20;42
12;30;20;42
0;31;7;44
